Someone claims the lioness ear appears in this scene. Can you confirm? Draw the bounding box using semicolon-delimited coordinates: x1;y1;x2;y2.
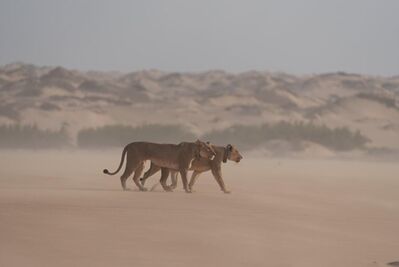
227;144;233;151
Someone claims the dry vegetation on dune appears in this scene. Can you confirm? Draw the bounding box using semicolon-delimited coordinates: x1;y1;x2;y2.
0;121;371;157
76;122;370;152
77;124;196;148
0;124;69;148
203;122;370;151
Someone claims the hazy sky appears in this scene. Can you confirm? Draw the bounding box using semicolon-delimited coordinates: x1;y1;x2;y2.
0;0;398;75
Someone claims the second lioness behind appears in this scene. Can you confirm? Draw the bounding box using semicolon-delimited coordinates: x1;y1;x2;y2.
103;140;215;192
140;144;242;193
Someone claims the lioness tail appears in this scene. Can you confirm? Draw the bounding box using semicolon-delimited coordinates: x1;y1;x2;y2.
103;146;128;175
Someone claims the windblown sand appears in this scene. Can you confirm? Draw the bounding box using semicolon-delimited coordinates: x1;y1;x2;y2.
1;150;398;267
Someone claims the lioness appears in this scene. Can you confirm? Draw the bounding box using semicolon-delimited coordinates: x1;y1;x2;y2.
103;140;216;192
140;144;242;193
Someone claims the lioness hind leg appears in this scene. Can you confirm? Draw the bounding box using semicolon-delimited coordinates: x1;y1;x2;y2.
132;162;147;191
188;171;201;192
160;168;173;192
169;171;178;189
120;165;135;191
140;163;161;186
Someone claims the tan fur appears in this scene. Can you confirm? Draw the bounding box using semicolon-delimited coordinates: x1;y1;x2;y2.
141;144;242;193
103;140;215;193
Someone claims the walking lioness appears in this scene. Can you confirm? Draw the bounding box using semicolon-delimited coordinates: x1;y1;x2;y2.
103;140;216;192
140;144;242;193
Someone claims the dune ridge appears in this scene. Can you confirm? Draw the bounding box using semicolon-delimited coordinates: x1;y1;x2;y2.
1;63;398;156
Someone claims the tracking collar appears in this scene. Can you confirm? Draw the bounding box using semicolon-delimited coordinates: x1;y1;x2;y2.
223;144;233;163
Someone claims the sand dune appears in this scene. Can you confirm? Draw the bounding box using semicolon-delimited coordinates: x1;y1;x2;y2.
1;63;398;151
1;150;398;267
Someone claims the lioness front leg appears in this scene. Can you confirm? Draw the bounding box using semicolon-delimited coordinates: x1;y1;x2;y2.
188;171;201;192
211;168;230;193
179;169;191;193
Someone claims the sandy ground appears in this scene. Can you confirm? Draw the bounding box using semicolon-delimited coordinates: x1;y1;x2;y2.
1;150;399;267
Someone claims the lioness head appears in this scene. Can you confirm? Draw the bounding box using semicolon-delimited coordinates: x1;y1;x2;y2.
195;139;216;159
224;144;243;163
